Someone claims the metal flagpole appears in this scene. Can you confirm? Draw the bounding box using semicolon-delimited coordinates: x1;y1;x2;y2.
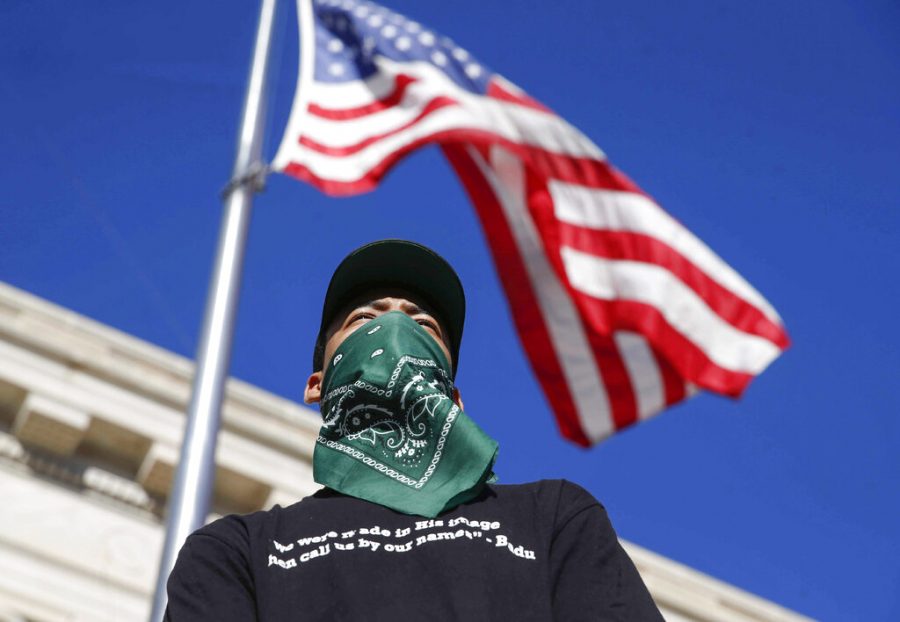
148;0;278;619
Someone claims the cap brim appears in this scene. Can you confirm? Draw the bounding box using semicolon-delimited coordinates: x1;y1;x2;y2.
317;240;465;375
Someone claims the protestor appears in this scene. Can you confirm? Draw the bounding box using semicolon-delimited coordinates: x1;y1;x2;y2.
164;240;663;621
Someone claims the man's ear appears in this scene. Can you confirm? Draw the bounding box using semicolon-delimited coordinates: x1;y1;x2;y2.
452;386;464;410
304;371;324;404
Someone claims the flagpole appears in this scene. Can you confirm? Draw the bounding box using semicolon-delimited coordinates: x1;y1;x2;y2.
148;0;278;619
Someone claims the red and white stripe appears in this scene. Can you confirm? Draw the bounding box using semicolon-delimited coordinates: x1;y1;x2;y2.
273;2;789;445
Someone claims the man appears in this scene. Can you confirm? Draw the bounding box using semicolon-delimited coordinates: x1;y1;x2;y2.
165;240;662;621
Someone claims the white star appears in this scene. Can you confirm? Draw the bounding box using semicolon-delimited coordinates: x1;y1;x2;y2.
363;36;376;53
465;63;482;78
418;31;435;46
367;14;383;28
381;24;397;38
452;47;469;62
353;6;368;18
431;50;447;66
327;38;344;53
406;21;421;33
328;62;346;76
395;36;412;51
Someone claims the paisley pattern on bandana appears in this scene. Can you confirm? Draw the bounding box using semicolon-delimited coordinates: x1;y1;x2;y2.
314;312;498;517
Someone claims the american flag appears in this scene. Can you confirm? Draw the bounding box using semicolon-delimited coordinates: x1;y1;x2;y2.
273;0;790;445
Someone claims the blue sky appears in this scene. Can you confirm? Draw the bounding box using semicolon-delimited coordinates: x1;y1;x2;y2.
2;1;899;619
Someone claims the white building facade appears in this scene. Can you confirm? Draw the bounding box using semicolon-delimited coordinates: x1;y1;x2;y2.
0;282;810;622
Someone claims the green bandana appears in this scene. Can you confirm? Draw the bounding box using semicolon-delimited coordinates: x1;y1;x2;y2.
313;311;498;517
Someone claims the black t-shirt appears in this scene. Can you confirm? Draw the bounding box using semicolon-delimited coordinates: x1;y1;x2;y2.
165;480;662;621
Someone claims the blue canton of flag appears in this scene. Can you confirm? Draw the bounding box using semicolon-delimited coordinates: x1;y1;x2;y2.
312;0;491;93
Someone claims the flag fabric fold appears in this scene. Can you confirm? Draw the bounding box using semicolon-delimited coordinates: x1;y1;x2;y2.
273;0;789;446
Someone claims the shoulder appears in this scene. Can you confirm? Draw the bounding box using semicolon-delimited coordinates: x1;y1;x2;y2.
486;479;603;510
475;479;607;530
182;509;269;557
184;493;320;551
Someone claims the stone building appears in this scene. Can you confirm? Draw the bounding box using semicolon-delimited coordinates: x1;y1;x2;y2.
0;282;809;622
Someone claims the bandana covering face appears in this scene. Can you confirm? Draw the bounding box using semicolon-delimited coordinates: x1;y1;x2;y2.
313;311;498;517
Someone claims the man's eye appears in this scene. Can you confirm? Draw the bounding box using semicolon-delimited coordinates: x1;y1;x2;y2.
416;318;438;331
348;312;374;325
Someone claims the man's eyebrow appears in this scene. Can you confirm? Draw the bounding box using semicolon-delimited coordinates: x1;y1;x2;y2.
358;299;390;311
354;299;432;316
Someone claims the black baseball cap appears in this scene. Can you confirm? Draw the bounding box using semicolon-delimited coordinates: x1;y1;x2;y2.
313;240;466;376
